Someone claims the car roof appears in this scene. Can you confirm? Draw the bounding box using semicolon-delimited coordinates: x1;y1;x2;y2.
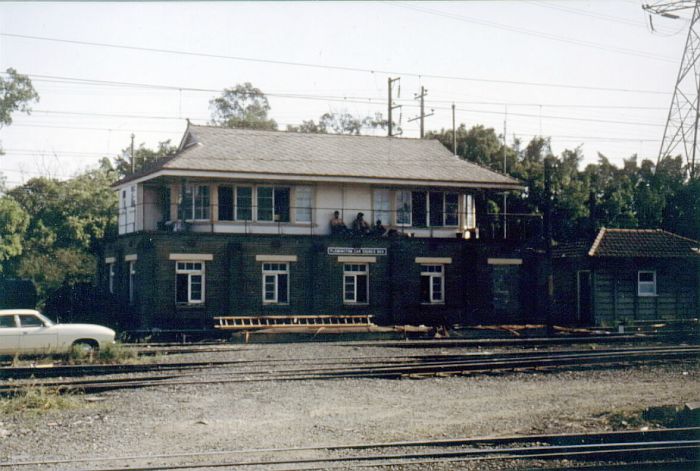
0;309;39;315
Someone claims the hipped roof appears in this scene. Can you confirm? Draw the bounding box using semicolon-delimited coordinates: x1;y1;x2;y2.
116;123;523;189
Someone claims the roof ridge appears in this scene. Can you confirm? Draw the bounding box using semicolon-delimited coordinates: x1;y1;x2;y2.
659;229;700;245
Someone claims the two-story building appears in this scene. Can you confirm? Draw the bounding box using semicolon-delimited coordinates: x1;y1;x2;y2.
101;123;530;330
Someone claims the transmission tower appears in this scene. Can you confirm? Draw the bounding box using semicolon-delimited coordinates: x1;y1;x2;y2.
643;0;700;178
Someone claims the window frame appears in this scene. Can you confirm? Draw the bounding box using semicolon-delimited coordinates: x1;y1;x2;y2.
373;189;392;226
396;190;412;226
637;270;657;297
183;184;210;221
295;186;313;223
420;264;445;304
176;261;206;305
108;263;115;294
262;262;290;305
343;264;369;305
128;261;136;305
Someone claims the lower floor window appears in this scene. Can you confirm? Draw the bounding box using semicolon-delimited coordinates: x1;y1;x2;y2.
128;261;136;305
176;261;205;304
263;263;289;304
420;265;444;304
108;263;115;294
344;264;368;304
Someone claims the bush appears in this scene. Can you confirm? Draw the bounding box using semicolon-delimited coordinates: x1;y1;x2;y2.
0;385;80;415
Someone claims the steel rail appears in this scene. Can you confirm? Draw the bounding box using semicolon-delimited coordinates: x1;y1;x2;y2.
2;345;697;380
1;349;697;394
68;441;700;471
2;428;697;469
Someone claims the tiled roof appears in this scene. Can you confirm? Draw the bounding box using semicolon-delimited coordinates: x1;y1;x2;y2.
116;124;522;188
552;240;592;258
588;228;700;258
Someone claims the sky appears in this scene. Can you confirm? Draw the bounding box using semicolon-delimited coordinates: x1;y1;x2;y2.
0;1;692;188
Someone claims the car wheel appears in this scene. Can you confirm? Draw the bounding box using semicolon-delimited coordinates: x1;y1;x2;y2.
71;339;99;357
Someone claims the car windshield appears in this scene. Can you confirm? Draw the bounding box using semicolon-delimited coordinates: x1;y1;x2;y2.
36;312;55;326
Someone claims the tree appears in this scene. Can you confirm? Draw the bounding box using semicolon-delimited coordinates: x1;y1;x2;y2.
113;140;176;177
287;111;389;135
0;196;29;272
0;68;39;130
209;82;277;130
426;124;516;172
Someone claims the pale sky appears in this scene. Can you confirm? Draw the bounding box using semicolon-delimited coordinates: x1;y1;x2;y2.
0;1;691;187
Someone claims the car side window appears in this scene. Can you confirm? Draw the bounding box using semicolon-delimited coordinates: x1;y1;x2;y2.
0;315;16;328
18;315;44;328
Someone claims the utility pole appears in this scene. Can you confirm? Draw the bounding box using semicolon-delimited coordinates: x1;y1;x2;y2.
408;86;433;138
451;103;456;156
130;133;135;174
543;156;554;336
387;77;401;137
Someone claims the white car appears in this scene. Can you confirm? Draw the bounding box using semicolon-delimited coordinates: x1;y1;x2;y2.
0;309;115;356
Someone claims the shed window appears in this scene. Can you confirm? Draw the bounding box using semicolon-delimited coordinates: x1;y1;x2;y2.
637;271;657;297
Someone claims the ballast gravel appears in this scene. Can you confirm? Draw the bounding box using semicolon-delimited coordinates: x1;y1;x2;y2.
0;342;698;470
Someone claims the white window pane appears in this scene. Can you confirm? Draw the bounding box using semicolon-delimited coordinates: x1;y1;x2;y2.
373;189;391;225
296;186;313;223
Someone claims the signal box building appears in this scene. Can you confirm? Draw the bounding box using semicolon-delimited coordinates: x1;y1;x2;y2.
101;124;532;330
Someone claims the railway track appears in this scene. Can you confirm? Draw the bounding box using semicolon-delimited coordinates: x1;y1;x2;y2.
1;345;697;394
2;427;697;470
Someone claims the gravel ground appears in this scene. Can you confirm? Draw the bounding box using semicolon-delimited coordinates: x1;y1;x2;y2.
0;342;698;470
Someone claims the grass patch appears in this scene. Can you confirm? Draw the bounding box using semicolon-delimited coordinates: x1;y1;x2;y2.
0;385;80;415
605;405;684;430
68;342;138;365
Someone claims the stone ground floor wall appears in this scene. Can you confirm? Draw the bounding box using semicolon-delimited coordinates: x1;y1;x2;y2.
99;233;537;330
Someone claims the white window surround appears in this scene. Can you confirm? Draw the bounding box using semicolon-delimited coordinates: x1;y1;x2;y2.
637;270;657;297
343;263;369;304
487;258;523;265
128;261;136;305
169;253;214;261
262;262;289;304
105;256;116;264
256;255;298;263
415;257;452;264
338;256;377;264
125;254;138;262
420;264;445;304
176;261;205;304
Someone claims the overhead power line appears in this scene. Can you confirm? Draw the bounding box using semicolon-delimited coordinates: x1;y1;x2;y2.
393;3;676;63
0;33;672;95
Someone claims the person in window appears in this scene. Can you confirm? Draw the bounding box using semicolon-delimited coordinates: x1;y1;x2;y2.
372;219;386;237
352;212;370;235
330;211;347;235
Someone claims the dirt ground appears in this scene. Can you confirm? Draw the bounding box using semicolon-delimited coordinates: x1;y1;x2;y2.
0;342;698;470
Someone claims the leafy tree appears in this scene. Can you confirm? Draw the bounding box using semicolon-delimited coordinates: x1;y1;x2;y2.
287;111;389;135
113;140;176;177
209;82;277;130
6;161;118;300
0;68;39;130
0;196;29;272
426;124;516;172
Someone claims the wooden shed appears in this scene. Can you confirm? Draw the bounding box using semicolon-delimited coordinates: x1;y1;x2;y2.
553;228;700;326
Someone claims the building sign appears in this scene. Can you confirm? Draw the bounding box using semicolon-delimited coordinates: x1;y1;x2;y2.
328;247;387;256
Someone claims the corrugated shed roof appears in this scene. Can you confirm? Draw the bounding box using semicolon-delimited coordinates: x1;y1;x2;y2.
588;228;700;258
116;124;522;188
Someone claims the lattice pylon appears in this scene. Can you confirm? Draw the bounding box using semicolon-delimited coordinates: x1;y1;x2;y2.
658;0;700;178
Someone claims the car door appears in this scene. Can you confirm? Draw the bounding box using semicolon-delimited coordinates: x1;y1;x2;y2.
0;314;20;355
18;314;57;354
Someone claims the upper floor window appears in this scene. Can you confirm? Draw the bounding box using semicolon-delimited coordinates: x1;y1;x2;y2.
257;187;290;222
638;271;657;297
373;189;391;226
396;191;412;226
183;185;210;221
465;194;476;229
295;186;313;223
406;191;460;228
